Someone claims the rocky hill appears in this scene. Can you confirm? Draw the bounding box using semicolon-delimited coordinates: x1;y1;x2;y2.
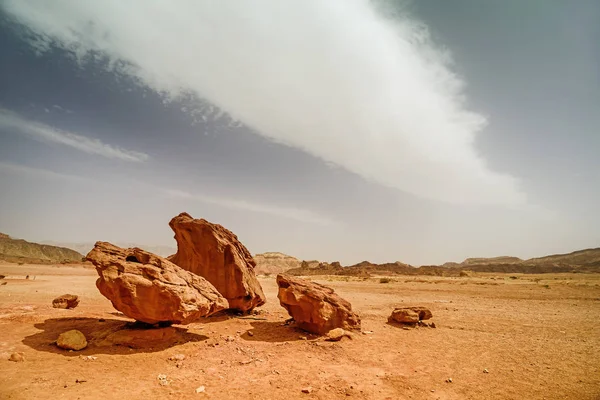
254;252;301;275
0;233;83;264
286;260;463;277
525;248;600;267
461;256;523;265
285;247;600;277
442;248;600;273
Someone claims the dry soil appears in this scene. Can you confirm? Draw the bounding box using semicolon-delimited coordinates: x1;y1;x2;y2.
1;263;599;399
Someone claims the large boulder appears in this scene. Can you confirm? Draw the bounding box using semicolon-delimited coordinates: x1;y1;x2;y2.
168;212;266;312
276;274;361;335
86;241;228;325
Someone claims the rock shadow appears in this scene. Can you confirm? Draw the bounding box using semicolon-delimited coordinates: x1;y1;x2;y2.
240;321;317;343
23;317;208;356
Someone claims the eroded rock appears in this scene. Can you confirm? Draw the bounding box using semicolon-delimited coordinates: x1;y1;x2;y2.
9;352;24;362
326;328;352;341
56;329;87;351
168;212;266;312
86;241;227;325
276;274;361;335
52;294;80;309
389;306;433;325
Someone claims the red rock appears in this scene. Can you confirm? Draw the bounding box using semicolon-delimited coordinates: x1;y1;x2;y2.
86;241;227;325
52;294;80;309
389;306;433;324
276;274;361;335
168;212;265;312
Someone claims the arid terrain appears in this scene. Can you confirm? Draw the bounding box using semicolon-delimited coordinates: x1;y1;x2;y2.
1;262;599;400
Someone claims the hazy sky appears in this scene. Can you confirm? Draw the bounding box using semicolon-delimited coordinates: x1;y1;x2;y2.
0;1;598;265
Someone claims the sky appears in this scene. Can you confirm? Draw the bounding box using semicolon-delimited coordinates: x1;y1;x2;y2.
0;0;598;265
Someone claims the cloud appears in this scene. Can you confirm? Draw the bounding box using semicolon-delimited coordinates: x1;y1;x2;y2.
2;0;525;205
165;189;334;226
0;108;149;162
0;161;87;182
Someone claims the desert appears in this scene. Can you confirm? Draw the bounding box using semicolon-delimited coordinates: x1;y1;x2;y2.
1;223;599;400
2;2;599;399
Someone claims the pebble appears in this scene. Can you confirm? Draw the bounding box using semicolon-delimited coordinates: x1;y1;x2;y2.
446;378;453;383
302;386;313;394
195;386;206;393
248;331;254;337
9;352;24;362
169;354;186;361
483;369;489;374
157;374;170;386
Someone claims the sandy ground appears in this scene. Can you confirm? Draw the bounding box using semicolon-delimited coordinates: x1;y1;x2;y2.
1;263;599;400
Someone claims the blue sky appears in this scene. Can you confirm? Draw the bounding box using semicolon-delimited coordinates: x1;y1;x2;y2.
0;1;598;264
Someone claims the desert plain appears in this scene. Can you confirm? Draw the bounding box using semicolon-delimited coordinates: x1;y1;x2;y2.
1;262;599;400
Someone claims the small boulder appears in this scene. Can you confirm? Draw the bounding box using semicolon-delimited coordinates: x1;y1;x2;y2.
276;274;361;335
325;328;352;341
389;306;433;325
9;352;24;362
56;330;87;351
52;294;80;309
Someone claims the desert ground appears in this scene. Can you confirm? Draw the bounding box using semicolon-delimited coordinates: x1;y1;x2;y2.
1;263;599;400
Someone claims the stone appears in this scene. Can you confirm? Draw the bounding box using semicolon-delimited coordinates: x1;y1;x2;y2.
276;274;361;335
326;328;351;341
86;241;228;325
52;294;80;309
168;212;266;312
169;354;186;361
9;352;24;362
390;309;419;324
388;306;433;325
195;386;206;393
157;374;170;386
56;329;87;351
302;386;313;394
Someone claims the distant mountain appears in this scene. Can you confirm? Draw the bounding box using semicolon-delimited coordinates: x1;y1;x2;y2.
254;252;301;275
284;247;600;276
41;241;177;258
0;233;83;264
525;248;600;266
461;256;523;265
443;248;600;273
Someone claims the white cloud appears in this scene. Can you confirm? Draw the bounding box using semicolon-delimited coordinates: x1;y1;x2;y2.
0;108;149;162
165;189;334;226
2;0;525;205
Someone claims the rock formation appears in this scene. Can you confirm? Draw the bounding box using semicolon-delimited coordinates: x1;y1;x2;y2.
276;274;361;335
52;294;80;309
86;241;227;324
168;212;266;312
254;252;301;275
388;306;433;325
